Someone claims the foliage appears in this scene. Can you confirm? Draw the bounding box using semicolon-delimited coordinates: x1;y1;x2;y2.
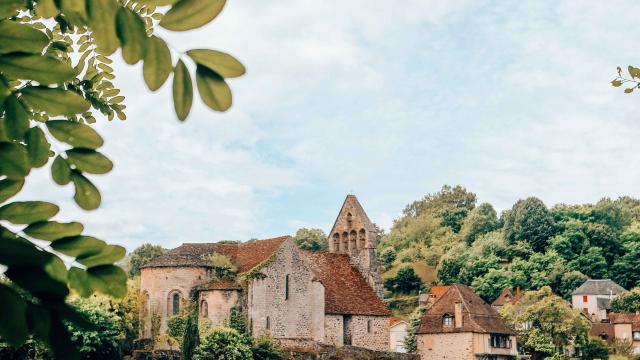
208;252;238;280
436;244;470;285
611;235;640;289
181;311;198;360
471;268;516;302
578;338;609;360
127;243;165;277
459;202;500;245
609;339;634;357
568;247;608;279
293;227;327;251
0;0;243;357
251;335;284;360
503;197;556;252
611;288;640;312
227;307;248;335
501;287;591;360
192;327;252;360
384;265;422;294
404;306;426;353
167;315;187;340
378;247;397;270
402;185;476;233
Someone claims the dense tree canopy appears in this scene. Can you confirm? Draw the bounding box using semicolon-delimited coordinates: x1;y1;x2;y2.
611;287;640;313
292;228;327;252
503;197;556;252
127;243;165;277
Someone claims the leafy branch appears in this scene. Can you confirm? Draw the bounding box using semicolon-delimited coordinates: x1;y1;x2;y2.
611;65;640;94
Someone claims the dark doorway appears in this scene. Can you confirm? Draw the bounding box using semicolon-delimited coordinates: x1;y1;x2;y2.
343;315;352;346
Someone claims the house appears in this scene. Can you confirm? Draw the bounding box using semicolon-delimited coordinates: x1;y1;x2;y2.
415;284;518;360
491;287;521;310
138;195;391;351
591;312;640;355
390;317;408;353
419;285;450;308
571;279;627;322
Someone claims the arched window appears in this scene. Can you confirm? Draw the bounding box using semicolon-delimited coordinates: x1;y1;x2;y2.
443;314;454;327
342;232;348;253
358;229;366;249
346;213;353;226
367;319;372;333
333;233;340;252
167;290;182;316
200;300;208;317
349;230;357;251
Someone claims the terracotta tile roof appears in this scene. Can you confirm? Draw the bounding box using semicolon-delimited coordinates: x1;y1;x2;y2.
610;312;640;330
204;279;242;290
591;323;615;344
390;317;407;327
492;288;516;307
142;236;289;273
429;286;450;302
416;284;515;335
571;279;627;296
302;251;390;316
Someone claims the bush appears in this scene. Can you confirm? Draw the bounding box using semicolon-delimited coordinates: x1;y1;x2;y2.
167;315;187;339
227;307;247;335
65;299;123;360
252;335;284;360
181;311;199;360
384;265;422;294
192;328;252;360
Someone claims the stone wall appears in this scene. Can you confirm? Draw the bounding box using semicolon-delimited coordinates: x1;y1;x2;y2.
277;339;419;360
248;239;325;341
416;332;474;360
324;315;343;346
198;289;240;326
139;267;209;335
349;315;389;351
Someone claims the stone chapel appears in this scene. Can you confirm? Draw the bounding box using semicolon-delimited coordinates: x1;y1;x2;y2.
138;195;390;351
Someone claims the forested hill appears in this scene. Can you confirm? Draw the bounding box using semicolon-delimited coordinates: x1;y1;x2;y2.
378;185;640;311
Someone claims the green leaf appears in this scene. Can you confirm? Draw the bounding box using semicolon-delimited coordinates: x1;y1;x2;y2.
187;49;245;78
0;232;50;266
86;265;127;297
23;221;84;241
52;155;72;185
160;0;226;31
25;127;51;167
0;201;59;224
625;87;635;94
71;172;101;210
629;65;640;79
68;267;93;297
77;244;125;267
0;20;50;55
22;86;91;116
36;0;58;18
5;266;69;298
0;54;76;85
0;0;24;19
88;0;119;55
116;7;147;65
140;0;177;5
26;304;51;342
0;179;24;204
0;284;28;346
51;235;106;258
143;36;172;91
47;120;104;149
1;95;29;141
195;65;232;111
44;254;68;283
0;142;30;179
59;0;87;25
172;59;193;120
611;79;623;87
66;148;113;174
0;76;10;105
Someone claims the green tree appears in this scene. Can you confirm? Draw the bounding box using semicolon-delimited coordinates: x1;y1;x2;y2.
403;185;477;233
181;311;198;360
404;306;426;353
0;0;243;357
557;271;588;299
460;202;499;245
459;254;500;285
292;228;327;251
378;247;397;270
568;247;608;279
611;288;640;312
471;268;515;302
503;197;556;252
127;243;166;277
251;335;284;360
384;265;422;294
436;245;470;285
578;338;609;360
585;223;622;265
193;328;252;360
501;287;591;360
611;240;640;289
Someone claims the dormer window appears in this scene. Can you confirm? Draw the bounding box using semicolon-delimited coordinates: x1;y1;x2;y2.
443;314;454;327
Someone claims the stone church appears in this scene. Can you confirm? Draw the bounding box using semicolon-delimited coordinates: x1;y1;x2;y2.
139;195;390;351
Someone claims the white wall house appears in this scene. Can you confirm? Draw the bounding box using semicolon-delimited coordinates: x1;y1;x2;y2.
571;279;627;322
390;318;408;353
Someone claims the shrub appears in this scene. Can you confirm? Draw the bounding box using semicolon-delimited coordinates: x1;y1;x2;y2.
252;335;284;360
208;252;238;279
227;307;247;335
192;328;252;360
181;311;199;360
384;265;422;294
167;315;187;339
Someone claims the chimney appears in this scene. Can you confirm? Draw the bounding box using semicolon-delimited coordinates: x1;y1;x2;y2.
515;286;521;298
454;302;463;328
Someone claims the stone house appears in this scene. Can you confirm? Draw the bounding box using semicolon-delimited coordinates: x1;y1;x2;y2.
138;195;390;351
571;279;627;322
491;288;521;311
390;317;408;353
415;284;518;360
419;285;450;308
591;312;640;355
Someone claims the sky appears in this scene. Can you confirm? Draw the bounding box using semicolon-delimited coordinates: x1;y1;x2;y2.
18;0;640;250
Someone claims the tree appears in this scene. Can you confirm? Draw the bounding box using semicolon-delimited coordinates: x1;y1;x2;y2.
459;254;500;285
578;338;609;360
384;265;422;294
460;203;499;245
292;228;327;252
0;0;244;357
503;197;556;252
501;287;591;360
557;271;588;299
403;185;477;233
568;247;608;279
192;328;252;360
64;299;124;360
251;335;284;360
404;306;426;353
181;311;198;360
611;240;640;289
127;243;166;277
611;287;640;313
378;247;397;270
436;245;470;285
471;268;515;302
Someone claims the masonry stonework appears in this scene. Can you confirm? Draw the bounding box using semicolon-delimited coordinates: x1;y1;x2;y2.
198;289;240;326
417;332;474;360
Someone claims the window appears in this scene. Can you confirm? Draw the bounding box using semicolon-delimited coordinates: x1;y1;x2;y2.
490;334;510;348
285;274;290;300
266;316;270;330
367;320;372;333
443;314;453;327
634;331;640;341
583;295;588;303
200;300;208;317
172;293;180;315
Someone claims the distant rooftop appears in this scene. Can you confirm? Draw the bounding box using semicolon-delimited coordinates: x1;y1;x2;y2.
571;279;627;296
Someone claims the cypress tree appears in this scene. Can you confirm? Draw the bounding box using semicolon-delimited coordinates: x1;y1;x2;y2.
181;311;198;360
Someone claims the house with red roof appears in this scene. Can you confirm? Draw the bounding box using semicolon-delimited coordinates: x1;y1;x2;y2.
138;195;390;351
